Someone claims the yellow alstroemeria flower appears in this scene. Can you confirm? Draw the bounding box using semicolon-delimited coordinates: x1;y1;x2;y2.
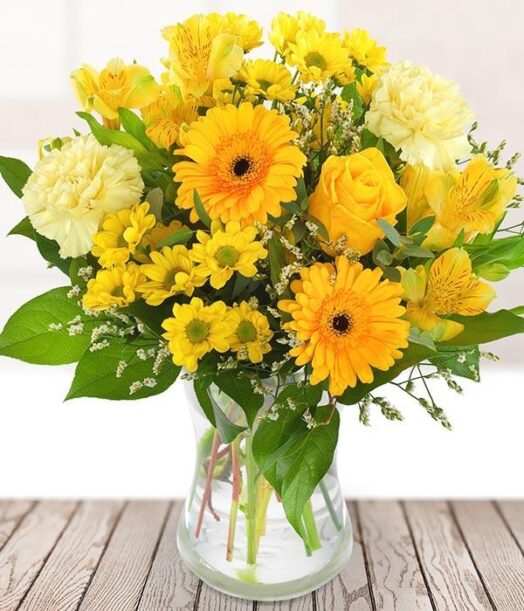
423;155;518;250
400;248;496;341
227;302;273;363
162;298;234;372
83;263;144;311
71;58;159;129
190;221;268;289
162;14;244;103
91;202;156;268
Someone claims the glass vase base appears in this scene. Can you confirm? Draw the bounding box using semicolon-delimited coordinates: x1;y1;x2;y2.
176;510;353;602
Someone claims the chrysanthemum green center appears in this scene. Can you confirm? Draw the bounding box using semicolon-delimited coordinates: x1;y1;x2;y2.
330;312;353;335
257;79;272;92
186;319;209;343
236;320;257;343
232;156;252;177
304;52;327;71
215;245;239;267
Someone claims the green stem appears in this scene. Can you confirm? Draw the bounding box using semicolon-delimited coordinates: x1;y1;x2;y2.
255;477;273;553
245;435;258;565
319;480;342;532
302;499;321;552
226;438;241;562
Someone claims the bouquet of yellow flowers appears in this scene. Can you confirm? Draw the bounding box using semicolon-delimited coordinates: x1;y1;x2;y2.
1;11;523;600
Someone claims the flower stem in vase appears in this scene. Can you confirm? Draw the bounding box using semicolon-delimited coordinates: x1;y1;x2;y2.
226;437;242;562
255;476;273;553
302;499;321;552
319;479;342;531
195;429;221;538
244;434;258;565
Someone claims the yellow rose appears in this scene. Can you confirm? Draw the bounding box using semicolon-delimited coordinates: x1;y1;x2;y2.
308;148;407;254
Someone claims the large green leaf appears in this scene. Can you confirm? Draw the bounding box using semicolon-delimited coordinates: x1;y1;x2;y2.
66;336;179;400
338;343;434;405
214;372;264;428
0;155;31;197
8;216;34;239
0;287;95;364
443;310;524;346
430;345;480;381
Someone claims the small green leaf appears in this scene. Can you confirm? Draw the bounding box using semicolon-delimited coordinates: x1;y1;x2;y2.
0;287;95;365
125;300;172;337
214;372;264;427
0;155;32;197
34;232;71;274
268;237;285;286
193;190;211;227
146;187;164;220
158;227;193;247
409;327;437;351
66;336;179;400
375;249;393;266
377;218;402;246
8;217;34;240
403;245;435;259
409;215;436;236
118;108;158;153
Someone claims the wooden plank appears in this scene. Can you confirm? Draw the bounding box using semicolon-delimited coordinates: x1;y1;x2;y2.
256;593;313;610
496;500;524;551
78;500;170;611
0;501;33;550
315;502;372;610
0;500;77;611
358;500;433;610
196;586;254;610
18;501;123;611
138;501;200;610
452;501;524;610
404;501;491;610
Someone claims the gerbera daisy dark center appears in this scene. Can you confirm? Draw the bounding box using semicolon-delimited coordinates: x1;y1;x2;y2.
232;157;252;177
330;312;353;335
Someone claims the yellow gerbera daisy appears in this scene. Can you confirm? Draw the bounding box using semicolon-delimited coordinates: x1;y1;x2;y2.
91;202;156;268
400;248;496;342
288;30;349;83
162;298;233;371
190;221;267;289
173;102;306;225
227;302;273;363
83;263;143;311
279;257;410;396
342;29;388;74
269;11;326;57
238;60;296;102
138;245;206;306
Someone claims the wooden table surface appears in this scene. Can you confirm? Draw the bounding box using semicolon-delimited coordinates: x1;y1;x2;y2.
0;500;523;610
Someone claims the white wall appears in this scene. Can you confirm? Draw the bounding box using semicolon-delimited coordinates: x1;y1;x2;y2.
0;0;523;498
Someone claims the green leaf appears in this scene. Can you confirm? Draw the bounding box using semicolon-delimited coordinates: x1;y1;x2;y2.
377;218;402;247
34;232;71;274
125;300;172;337
193;378;246;443
409;215;435;236
402;245;435;259
146;187;164;220
430;345;480;381
409;327;437;351
118;108;158;153
66;336;179;400
476;262;510;282
443;310;524;346
0;155;32;197
193;190;211;227
267;237;285;286
214;372;264;427
8;217;34;240
341;82;364;121
304;214;329;241
338;343;434;404
157;227;193;247
0;287;95;365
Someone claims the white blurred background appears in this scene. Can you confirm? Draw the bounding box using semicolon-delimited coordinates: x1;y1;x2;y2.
0;0;523;499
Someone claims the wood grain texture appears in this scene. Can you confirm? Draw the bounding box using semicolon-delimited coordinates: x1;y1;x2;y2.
196;586;255;610
0;501;33;550
496;500;524;551
18;501;123;611
138;501;200;611
78;501;170;611
0;501;77;611
358;500;433;610
404;501;491;611
452;501;524;611
256;593;314;611
314;502;372;611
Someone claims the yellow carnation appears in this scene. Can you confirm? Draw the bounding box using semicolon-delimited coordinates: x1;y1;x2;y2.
366;62;474;171
308;148;407;255
22;135;144;259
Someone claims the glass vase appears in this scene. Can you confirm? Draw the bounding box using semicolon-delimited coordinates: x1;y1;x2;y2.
177;378;353;601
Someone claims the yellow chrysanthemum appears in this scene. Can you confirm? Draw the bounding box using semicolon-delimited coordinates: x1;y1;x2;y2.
357;73;379;105
140;219;185;254
141;85;198;149
220;12;263;51
91;202;156;268
238;60;296;102
423;156;517;250
400;248;496;341
162;14;243;102
342;29;388;74
71;58;159;129
162;298;233;371
83;263;143;311
174;102;306;225
269;11;325;57
138;245;206;306
288;30;349;84
190;221;267;289
227;302;273;363
22;135;144;259
279;257;409;396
